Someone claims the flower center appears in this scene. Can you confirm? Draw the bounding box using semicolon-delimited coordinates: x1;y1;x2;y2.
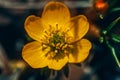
41;25;73;60
49;32;65;45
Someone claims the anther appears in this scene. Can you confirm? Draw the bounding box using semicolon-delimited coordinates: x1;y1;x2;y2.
48;25;53;32
56;43;60;47
68;45;74;49
44;30;49;35
66;28;70;32
63;50;68;54
44;34;48;39
49;25;52;28
55;49;58;53
51;43;55;47
40;39;43;41
56;23;58;30
56;43;60;49
60;43;64;48
64;28;70;34
62;44;68;50
42;44;47;48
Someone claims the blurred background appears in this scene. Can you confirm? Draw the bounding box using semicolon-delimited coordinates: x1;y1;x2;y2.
0;0;120;80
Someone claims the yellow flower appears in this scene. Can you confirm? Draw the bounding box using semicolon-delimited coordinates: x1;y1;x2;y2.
22;1;92;70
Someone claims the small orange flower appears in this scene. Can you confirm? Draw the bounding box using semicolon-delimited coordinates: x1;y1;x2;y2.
94;0;108;10
22;1;92;70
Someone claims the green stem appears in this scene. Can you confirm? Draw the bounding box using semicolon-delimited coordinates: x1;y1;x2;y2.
106;17;120;33
110;7;120;12
106;40;120;67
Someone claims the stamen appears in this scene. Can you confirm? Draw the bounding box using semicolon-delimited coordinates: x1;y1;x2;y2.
66;37;74;43
40;39;43;41
42;44;47;48
65;28;70;33
60;43;64;48
42;24;74;60
51;43;55;47
63;50;68;54
44;30;49;35
56;43;60;49
51;52;56;58
44;34;48;38
49;25;52;29
68;45;74;49
49;25;53;33
42;44;48;50
62;44;68;50
47;51;56;59
56;23;58;31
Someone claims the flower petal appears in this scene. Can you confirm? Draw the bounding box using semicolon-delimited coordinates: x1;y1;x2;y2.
24;15;48;42
68;39;92;63
22;41;50;68
48;56;68;70
66;15;89;42
42;1;70;30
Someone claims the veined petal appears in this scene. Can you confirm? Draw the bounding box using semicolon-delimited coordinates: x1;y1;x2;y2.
42;1;70;30
22;41;50;68
66;15;89;42
48;56;68;70
68;39;92;63
24;15;48;42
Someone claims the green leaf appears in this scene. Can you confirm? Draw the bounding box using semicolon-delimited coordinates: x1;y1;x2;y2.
111;33;120;43
106;17;120;33
105;40;120;68
110;7;120;12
